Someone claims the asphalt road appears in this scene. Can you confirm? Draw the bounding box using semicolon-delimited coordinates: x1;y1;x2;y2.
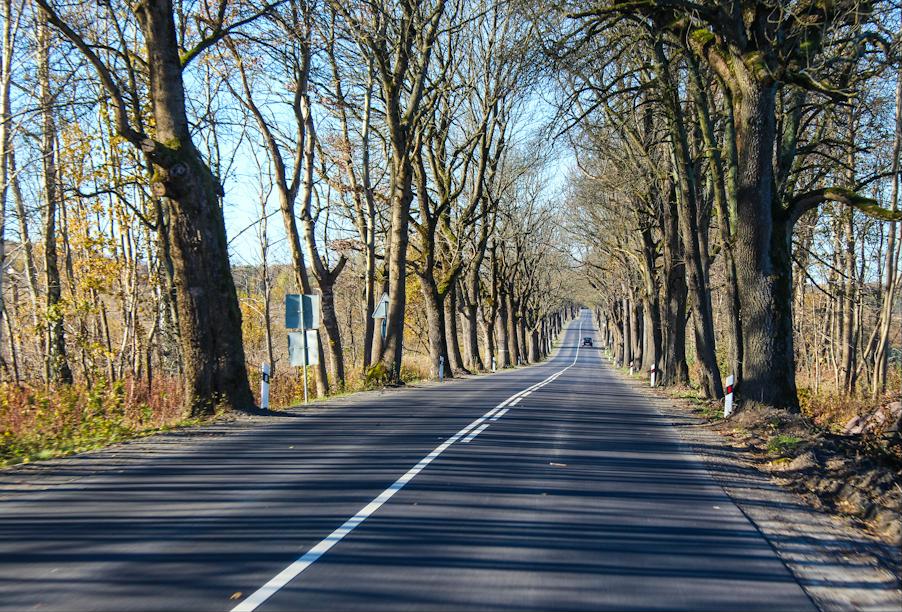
0;310;816;611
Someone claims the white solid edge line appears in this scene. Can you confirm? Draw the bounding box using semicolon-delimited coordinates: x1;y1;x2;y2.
232;313;586;612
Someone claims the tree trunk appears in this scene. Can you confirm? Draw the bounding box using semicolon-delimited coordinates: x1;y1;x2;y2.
497;289;511;367
622;293;632;367
0;0;11;371
629;292;642;368
841;105;858;394
529;328;540;362
687;55;743;383
462;301;483;370
506;294;519;364
661;190;689;385
462;261;485;371
654;41;721;398
38;14;72;385
517;316;528;365
318;282;346;390
873;62;902;397
445;284;467;373
641;297;660;373
420;273;452;379
731;75;798;410
380;154;413;380
136;0;252;414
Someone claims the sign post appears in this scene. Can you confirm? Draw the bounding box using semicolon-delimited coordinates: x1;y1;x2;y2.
286;294;321;405
288;330;319;404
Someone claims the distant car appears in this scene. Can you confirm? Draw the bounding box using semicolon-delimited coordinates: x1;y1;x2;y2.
582;337;593;347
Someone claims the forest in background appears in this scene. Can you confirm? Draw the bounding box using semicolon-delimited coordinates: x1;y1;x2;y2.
0;0;900;465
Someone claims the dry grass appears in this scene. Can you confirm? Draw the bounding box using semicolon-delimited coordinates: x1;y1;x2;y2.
798;387;899;432
245;355;435;410
0;377;189;466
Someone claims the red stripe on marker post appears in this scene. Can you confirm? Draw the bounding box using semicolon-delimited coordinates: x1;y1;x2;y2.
723;375;735;417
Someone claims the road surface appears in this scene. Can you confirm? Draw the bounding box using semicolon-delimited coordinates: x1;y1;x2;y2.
0;310;815;611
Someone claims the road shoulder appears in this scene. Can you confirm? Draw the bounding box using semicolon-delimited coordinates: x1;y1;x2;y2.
612;368;901;612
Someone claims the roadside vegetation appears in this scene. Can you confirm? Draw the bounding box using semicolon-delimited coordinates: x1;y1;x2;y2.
0;377;189;466
0;0;581;466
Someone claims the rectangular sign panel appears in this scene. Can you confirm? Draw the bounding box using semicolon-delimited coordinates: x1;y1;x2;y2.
288;330;320;367
285;294;321;329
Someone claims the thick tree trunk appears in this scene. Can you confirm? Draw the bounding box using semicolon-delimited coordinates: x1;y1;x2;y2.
480;314;496;369
136;0;252;414
641;297;660;373
507;295;520;364
497;290;511;367
462;262;485;371
629;293;642;368
731;76;798;410
622;293;632;367
420;274;452;379
517;317;528;365
445;285;468;373
462;301;483;371
661;192;689;385
380;156;413;380
529;328;540;362
318;283;346;389
612;305;624;366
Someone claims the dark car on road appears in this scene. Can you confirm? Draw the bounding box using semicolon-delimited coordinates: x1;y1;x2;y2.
582;337;593;347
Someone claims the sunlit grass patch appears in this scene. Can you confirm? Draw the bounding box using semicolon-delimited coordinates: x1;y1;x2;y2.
767;434;804;456
1;377;189;467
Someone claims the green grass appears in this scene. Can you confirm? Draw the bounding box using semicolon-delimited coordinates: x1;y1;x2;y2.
693;402;723;420
767;434;804;456
1;414;205;467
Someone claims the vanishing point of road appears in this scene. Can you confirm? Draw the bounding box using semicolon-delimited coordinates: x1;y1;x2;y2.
0;310;815;611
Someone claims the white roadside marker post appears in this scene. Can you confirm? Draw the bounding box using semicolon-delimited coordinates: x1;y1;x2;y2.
629;360;634;376
724;374;735;417
439;356;444;382
491;357;496;372
261;363;271;410
650;365;656;388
